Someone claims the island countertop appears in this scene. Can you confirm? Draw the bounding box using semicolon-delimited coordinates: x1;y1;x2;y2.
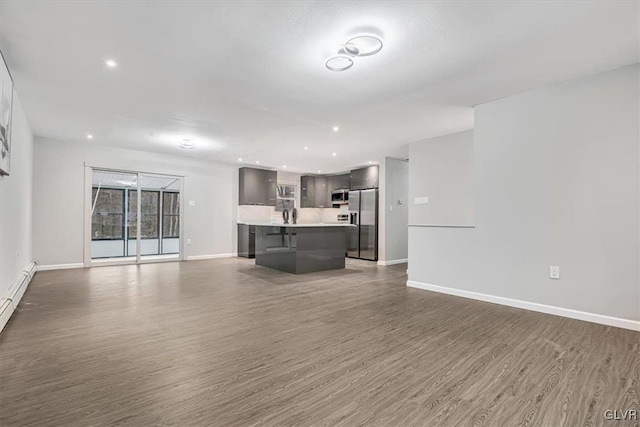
237;222;355;228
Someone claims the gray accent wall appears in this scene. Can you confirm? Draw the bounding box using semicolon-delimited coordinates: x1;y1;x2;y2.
408;64;639;322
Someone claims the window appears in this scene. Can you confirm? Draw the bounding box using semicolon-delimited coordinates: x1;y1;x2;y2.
276;184;296;212
128;190;160;239
162;192;180;238
91;188;124;239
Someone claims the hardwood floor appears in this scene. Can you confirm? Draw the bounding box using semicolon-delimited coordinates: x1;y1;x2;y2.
0;258;638;426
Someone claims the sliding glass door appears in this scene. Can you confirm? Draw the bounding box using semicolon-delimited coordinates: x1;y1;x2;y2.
90;169;182;264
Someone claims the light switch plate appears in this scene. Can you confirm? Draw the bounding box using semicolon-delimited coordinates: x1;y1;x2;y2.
189;200;196;207
414;197;429;205
549;266;560;279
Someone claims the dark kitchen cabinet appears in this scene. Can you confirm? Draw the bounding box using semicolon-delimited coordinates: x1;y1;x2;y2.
331;173;350;190
237;224;256;258
300;176;316;208
314;176;330;208
239;167;277;206
350;166;379;190
301;175;330;208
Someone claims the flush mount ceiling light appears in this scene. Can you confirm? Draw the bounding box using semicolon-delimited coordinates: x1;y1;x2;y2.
179;139;195;150
326;34;383;72
343;35;383;57
325;55;353;72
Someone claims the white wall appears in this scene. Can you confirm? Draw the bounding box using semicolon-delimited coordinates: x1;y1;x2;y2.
408;64;640;326
409;131;474;226
0;95;34;309
382;158;409;262
33;137;238;267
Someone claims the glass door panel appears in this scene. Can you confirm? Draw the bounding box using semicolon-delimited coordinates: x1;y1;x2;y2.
162;191;180;254
91;170;137;261
128;190;160;256
139;174;181;261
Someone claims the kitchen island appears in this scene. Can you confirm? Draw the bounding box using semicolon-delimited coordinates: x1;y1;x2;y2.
238;223;353;274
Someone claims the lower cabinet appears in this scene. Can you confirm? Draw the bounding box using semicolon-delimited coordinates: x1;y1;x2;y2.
237;224;255;258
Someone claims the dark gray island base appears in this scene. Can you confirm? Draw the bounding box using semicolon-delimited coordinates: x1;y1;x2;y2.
248;224;350;274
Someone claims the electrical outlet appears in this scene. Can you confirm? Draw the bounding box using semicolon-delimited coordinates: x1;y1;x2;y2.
549;266;560;279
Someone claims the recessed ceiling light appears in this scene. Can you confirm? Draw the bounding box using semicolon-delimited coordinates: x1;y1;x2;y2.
368;161;373;164
282;165;287;169
304;146;308;150
238;158;243;162
332;152;337;157
333;126;339;132
179;139;195;150
318;170;321;173
105;59;118;68
325;55;353;72
86;134;93;140
256;161;260;164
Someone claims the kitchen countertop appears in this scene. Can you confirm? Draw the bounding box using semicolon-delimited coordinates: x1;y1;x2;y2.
237;222;354;228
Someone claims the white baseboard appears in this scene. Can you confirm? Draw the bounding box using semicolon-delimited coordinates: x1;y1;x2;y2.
407;280;640;332
377;258;408;266
186;253;238;261
1;261;37;334
0;299;14;334
37;263;85;271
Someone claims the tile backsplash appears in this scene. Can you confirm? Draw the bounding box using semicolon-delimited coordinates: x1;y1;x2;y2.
237;205;342;224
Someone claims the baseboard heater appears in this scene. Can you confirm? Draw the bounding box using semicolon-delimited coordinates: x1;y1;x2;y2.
0;261;37;334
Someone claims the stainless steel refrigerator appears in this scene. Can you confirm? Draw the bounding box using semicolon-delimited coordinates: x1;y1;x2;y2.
347;189;378;261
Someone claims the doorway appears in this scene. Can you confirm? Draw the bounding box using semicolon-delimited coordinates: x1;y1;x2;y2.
88;169;183;265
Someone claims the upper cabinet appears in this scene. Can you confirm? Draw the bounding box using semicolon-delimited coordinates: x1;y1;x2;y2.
350;166;379;190
314;176;330;208
301;175;330;208
331;173;350;190
239;167;277;206
300;176;316;208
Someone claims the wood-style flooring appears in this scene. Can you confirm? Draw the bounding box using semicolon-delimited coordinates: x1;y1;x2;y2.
0;258;638;426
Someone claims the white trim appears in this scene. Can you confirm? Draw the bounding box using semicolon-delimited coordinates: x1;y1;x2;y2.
11;262;37;305
377;258;408;266
186;253;238;261
407;280;640;332
37;263;85;271
1;261;37;334
0;299;13;334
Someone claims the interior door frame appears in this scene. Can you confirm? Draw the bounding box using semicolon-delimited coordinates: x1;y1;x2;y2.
83;165;185;267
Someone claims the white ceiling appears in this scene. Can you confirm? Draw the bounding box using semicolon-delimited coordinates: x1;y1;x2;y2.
0;1;637;174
